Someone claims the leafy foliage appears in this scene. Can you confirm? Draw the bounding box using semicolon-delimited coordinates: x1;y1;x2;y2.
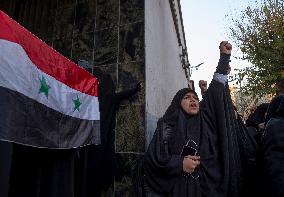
229;0;284;97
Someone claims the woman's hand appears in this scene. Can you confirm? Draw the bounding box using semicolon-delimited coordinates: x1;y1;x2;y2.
183;155;200;173
199;80;208;94
219;41;232;54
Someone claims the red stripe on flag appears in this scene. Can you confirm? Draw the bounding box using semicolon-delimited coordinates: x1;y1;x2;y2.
0;10;98;97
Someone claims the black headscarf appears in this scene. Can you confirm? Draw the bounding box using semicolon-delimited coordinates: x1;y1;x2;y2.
162;88;200;154
246;103;269;128
266;94;284;122
163;88;199;125
143;88;201;194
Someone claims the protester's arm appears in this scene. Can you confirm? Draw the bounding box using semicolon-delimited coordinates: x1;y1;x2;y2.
201;41;233;126
213;41;231;84
201;41;232;103
205;41;231;95
201;41;231;103
199;80;208;98
114;82;141;102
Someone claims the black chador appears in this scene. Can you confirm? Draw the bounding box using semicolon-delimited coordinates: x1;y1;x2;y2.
144;53;246;197
261;94;284;197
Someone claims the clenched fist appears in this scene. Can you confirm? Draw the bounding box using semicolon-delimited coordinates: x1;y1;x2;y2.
219;41;232;55
199;80;208;93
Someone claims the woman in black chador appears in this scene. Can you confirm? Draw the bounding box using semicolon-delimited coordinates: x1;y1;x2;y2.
143;41;245;197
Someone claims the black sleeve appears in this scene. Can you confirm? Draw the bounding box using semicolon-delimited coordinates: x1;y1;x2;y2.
143;120;183;194
201;52;246;197
216;53;231;75
201;90;207;98
201;53;231;118
262;119;284;196
200;53;230;107
114;84;140;103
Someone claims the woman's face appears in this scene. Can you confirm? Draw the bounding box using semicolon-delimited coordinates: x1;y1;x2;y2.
180;92;199;115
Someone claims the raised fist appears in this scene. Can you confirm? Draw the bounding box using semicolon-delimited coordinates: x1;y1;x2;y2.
219;41;232;55
199;80;208;92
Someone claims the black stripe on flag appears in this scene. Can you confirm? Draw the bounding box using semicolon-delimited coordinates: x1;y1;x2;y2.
0;87;100;149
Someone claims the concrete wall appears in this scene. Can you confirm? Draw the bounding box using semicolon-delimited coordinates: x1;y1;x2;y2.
145;0;188;147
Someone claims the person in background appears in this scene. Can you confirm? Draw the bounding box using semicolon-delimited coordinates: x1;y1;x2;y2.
246;103;270;144
77;60;142;196
266;76;284;123
275;77;284;95
261;94;284;197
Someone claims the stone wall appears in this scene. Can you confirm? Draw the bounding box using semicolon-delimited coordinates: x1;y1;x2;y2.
0;0;145;196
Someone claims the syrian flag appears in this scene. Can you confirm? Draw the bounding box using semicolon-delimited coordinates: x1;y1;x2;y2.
0;10;100;149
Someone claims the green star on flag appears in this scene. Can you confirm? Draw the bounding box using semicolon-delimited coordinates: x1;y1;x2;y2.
73;96;82;111
39;76;51;98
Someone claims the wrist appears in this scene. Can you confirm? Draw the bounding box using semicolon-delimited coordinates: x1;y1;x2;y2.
220;53;231;58
216;53;231;75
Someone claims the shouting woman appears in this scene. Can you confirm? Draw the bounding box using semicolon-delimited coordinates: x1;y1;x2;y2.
143;41;245;197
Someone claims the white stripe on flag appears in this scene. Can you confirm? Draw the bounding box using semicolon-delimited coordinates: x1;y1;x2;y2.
0;39;99;121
